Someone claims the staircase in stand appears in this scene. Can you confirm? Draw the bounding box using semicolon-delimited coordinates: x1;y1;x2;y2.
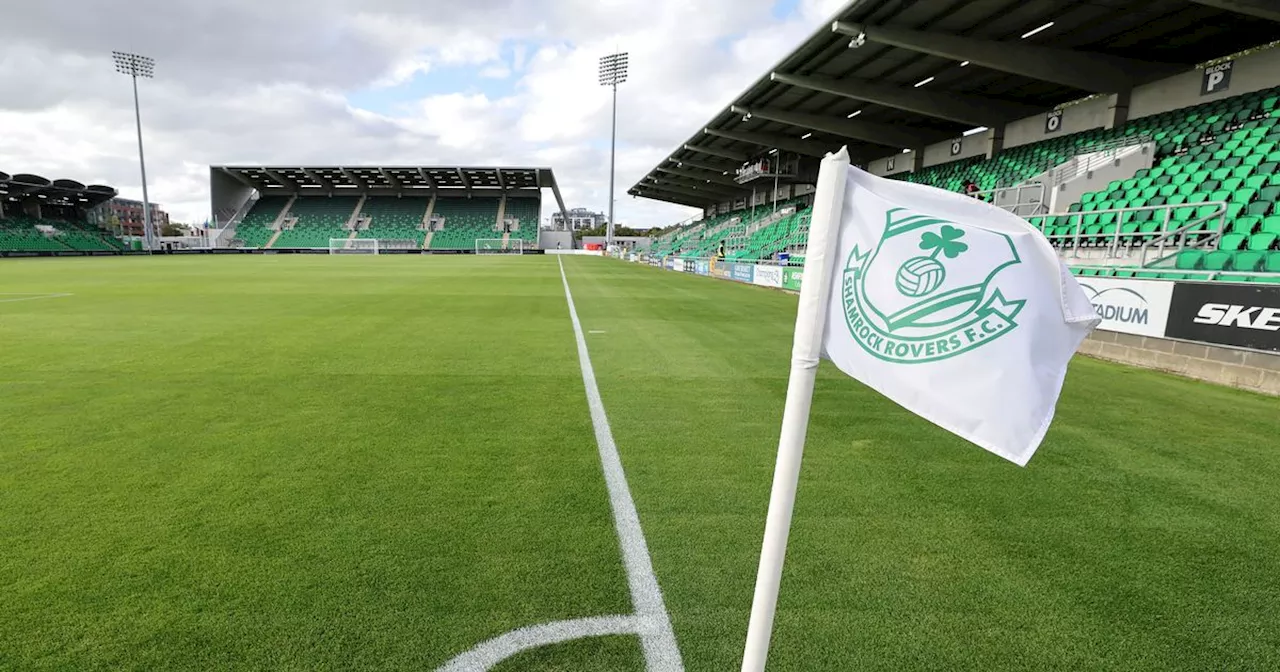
264;195;298;249
423;231;434;249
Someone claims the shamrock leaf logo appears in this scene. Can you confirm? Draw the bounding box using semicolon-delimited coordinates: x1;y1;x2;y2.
919;225;968;260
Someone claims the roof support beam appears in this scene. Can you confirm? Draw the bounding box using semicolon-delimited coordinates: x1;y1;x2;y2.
682;143;748;162
377;168;402;190
703;127;832;157
630;187;707;209
263;169;300;192
416;168;438;192
217;167;257;190
832;22;1183;92
494;169;505;192
673;157;738;174
302;168;335;191
635;183;724;204
644;177;745;199
339;168;368;189
546;177;570;231
456;168;471;193
656;165;743;187
770;72;1041;126
1189;0;1280;22
732;105;939;149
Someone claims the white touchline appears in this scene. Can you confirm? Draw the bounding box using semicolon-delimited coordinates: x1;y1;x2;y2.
435;258;684;672
0;293;73;304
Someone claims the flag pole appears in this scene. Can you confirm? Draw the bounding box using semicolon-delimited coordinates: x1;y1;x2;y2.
741;147;851;672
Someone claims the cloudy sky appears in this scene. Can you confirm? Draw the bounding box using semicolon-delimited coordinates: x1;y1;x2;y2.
0;0;848;229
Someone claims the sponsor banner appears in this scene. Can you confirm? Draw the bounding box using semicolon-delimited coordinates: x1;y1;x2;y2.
1167;282;1280;352
711;259;731;279
682;259;696;273
695;259;710;276
1076;277;1173;338
783;267;803;291
671;257;684;272
730;263;754;284
753;264;783;288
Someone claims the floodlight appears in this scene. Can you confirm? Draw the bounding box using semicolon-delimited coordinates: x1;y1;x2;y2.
112;51;156;252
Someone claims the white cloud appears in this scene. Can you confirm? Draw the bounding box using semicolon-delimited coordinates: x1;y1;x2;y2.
0;0;835;229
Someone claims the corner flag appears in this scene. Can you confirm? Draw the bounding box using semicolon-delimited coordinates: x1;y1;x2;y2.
740;147;1099;671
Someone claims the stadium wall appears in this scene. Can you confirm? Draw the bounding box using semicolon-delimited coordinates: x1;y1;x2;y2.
867;44;1280;177
1080;331;1280;396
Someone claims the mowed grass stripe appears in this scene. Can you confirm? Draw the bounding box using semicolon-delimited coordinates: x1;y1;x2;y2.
565;255;1280;671
0;256;637;670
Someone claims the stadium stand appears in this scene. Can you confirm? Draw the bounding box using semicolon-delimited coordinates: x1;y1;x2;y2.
233;195;291;248
1;172;124;254
503;196;541;245
634;3;1280;285
209;166;568;250
272;196;361;248
356;196;430;245
650;80;1280;282
429;198;501;250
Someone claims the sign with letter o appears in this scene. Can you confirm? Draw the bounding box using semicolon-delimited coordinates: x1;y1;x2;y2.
1045;109;1063;134
950;139;963;156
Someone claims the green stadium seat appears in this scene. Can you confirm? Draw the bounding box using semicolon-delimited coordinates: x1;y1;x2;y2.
1203;250;1231;271
1175;249;1205;270
1231;215;1261;235
1220;233;1247;250
1247;231;1278;250
1233;250;1266;272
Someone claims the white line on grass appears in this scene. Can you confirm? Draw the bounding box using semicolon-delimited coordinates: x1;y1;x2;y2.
435;258;683;672
0;293;73;304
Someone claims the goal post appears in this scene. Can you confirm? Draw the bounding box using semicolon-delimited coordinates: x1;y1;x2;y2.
475;238;523;255
329;238;379;254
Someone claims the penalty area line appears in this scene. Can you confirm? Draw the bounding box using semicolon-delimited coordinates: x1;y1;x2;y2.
0;292;73;304
434;258;684;672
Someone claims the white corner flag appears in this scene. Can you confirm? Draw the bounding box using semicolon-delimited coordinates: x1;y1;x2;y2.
740;147;1100;672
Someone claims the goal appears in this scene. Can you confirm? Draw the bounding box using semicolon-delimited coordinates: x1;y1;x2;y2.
329;238;379;254
475;238;524;255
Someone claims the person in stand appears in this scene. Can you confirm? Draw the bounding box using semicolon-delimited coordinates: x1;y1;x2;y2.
963;179;979;198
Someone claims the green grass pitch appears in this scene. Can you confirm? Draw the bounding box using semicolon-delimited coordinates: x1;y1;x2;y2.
1;254;1278;671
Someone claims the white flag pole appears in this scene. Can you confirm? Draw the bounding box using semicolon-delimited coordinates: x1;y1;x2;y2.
741;147;851;672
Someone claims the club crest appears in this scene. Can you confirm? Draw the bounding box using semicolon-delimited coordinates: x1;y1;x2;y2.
841;207;1025;363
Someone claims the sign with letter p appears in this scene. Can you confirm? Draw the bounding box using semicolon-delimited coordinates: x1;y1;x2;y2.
1202;60;1233;96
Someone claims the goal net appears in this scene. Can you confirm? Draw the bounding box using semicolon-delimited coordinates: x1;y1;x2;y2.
475;238;523;255
329;238;379;254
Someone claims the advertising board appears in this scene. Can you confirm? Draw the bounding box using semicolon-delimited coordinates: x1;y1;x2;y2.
1167;282;1280;352
730;263;754;284
753;264;783;288
783;267;803;291
1075;277;1174;338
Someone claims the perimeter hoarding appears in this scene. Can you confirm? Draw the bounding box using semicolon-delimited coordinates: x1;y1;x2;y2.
1076;277;1174;338
1167;281;1280;352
